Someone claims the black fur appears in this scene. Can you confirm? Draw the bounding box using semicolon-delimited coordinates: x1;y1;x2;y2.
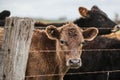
0;10;10;26
64;36;120;80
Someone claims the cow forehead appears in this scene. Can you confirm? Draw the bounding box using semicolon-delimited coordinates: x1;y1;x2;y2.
60;25;84;42
66;28;80;37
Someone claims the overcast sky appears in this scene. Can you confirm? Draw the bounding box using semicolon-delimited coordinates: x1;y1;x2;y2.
0;0;120;20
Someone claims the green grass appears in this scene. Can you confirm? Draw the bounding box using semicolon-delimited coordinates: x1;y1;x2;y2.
33;18;67;23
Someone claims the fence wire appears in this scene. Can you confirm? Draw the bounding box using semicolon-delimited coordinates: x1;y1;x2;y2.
29;49;120;53
26;48;120;78
35;27;115;29
25;69;120;78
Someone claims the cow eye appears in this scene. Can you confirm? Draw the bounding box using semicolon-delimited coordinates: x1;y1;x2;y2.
79;42;85;46
60;40;66;44
82;42;85;45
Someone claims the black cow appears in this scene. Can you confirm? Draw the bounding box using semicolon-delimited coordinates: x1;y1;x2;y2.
64;32;120;80
0;10;10;26
35;5;117;35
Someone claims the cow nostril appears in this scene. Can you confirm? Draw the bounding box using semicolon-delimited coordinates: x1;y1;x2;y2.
68;59;82;68
69;59;80;64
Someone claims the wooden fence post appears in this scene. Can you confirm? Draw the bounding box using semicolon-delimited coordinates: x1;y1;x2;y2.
1;17;34;80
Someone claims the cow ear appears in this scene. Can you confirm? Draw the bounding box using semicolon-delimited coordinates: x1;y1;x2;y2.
78;7;88;17
46;25;60;40
83;27;98;41
0;10;11;20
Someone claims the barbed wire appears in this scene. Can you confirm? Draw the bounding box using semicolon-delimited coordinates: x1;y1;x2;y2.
25;69;120;78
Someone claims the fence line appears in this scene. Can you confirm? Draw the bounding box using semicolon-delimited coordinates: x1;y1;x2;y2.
26;48;120;78
5;25;120;30
25;69;120;78
5;26;115;29
35;27;115;29
26;49;120;78
29;49;120;53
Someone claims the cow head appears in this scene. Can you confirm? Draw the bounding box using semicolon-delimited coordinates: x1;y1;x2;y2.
78;5;116;28
0;10;10;20
46;22;98;69
0;10;11;26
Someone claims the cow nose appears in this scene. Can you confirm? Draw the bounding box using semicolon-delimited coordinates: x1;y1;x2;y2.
69;59;80;64
69;59;82;68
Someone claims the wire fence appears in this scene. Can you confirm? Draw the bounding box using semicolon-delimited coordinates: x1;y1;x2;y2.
29;49;120;53
35;27;115;30
25;69;120;78
26;48;120;79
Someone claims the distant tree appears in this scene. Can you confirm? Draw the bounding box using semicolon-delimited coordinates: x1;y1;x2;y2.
114;13;120;24
58;17;67;21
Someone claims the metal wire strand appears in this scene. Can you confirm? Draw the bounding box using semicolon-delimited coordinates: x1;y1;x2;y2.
29;49;120;53
25;69;120;78
35;27;114;29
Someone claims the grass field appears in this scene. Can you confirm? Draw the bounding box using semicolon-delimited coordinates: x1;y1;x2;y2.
34;17;68;23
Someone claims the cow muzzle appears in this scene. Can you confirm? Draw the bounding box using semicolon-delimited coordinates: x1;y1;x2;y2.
67;58;82;69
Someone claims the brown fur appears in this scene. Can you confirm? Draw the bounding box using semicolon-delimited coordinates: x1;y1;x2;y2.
102;30;120;40
25;29;59;80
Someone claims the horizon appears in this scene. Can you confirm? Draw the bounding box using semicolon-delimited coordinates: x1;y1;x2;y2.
0;0;120;20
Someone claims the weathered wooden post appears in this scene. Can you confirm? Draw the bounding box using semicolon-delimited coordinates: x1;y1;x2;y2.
1;17;34;80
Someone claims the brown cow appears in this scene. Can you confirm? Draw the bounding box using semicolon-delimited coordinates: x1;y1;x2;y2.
25;22;98;80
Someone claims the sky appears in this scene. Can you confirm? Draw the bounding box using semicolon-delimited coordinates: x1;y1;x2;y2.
0;0;120;20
